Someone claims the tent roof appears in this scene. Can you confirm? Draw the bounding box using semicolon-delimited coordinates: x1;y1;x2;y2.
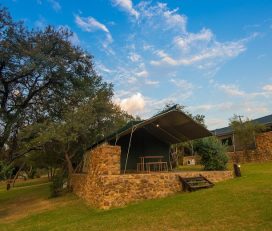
90;105;212;149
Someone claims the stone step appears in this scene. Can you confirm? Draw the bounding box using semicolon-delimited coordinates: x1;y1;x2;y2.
179;175;214;192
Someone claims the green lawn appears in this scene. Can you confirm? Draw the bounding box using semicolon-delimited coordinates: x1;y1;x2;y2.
1;162;272;231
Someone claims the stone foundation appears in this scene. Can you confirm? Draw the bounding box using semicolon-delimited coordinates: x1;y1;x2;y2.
256;131;272;161
227;131;272;163
72;144;233;209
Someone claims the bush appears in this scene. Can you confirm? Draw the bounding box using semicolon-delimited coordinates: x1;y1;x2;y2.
0;161;14;180
50;172;66;197
195;137;228;171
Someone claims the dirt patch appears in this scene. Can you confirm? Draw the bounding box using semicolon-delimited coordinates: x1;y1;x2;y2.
0;196;74;223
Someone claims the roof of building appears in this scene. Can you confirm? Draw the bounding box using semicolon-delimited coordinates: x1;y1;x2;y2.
89;105;212;149
212;114;272;136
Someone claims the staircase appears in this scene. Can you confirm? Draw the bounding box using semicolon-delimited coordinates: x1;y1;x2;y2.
179;175;214;192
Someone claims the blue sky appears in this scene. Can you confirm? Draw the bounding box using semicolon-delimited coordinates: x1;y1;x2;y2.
3;0;272;129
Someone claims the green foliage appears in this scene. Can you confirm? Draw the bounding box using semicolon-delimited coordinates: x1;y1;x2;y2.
229;115;265;152
50;172;66;198
0;7;134;183
0;6;114;160
195;137;228;170
0;161;13;180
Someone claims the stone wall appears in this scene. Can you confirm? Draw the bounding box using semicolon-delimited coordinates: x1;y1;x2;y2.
256;131;272;161
99;171;233;209
82;144;121;175
72;144;233;209
227;131;272;163
72;144;121;208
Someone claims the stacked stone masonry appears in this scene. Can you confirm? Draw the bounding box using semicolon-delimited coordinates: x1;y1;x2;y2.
72;144;233;209
227;131;272;163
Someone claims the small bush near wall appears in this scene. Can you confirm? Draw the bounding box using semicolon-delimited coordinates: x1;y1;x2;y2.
50;171;66;197
195;137;228;171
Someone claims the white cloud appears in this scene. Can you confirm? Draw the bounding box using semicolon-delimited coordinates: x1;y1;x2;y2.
112;0;139;19
135;70;148;78
138;2;187;33
219;84;245;96
129;52;141;62
89;1;266;126
137;2;256;69
263;84;272;92
206;118;228;130
75;15;110;33
170;79;194;90
114;92;146;114
75;15;113;50
189;99;270;129
145;80;160;86
161;4;187;32
47;0;61;12
151;39;247;66
95;62;112;74
188;102;234;112
173;28;213;50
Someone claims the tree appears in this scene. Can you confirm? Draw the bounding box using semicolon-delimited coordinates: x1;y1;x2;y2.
229;115;265;162
194;137;228;171
0;7;111;161
18;94;133;188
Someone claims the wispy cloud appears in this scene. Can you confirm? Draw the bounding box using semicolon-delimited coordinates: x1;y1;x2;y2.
189;100;270;129
218;84;245;96
112;0;139;19
47;0;61;12
170;79;194;90
263;84;272;92
75;15;113;51
128;52;141;62
100;1;266;124
129;2;256;70
173;28;213;50
151;38;247;66
75;15;110;33
145;79;160;86
135;70;148;78
137;2;187;32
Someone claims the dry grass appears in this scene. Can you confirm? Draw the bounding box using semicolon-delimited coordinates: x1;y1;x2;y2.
0;178;76;223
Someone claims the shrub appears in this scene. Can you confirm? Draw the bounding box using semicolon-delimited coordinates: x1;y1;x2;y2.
0;161;14;180
50;172;66;197
195;137;228;171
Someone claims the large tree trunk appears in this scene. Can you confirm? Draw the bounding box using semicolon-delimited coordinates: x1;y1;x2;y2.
47;168;50;180
12;162;25;187
64;152;74;190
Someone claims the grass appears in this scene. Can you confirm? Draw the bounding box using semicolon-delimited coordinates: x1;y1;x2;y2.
1;162;272;231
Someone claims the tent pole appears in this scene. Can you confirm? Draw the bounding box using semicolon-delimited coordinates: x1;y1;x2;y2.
168;148;173;170
114;134;119;146
124;125;137;174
